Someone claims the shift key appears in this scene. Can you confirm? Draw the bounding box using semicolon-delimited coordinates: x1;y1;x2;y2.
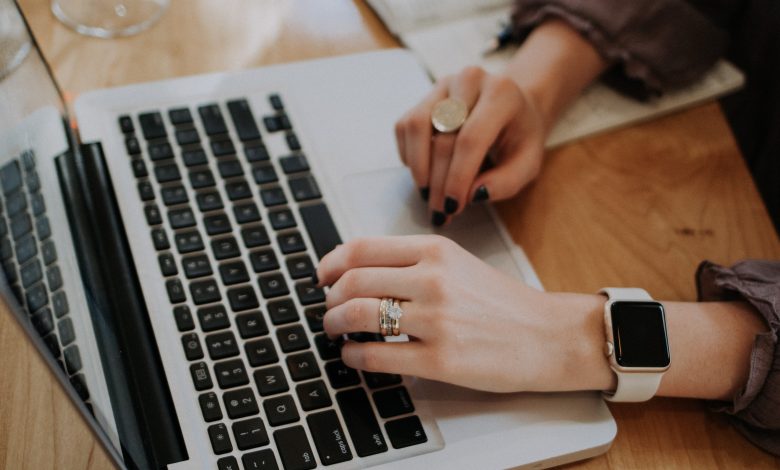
335;388;388;457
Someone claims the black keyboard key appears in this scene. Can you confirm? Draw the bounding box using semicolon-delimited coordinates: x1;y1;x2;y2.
1;240;13;261
175;230;204;253
118;115;134;133
258;272;289;299
227;99;262;142
182;254;212;278
46;266;62;291
249;249;278;273
26;172;40;193
253;164;278;185
287;255;314;280
198;104;228;136
299;203;342;259
260;187;287;207
168;207;196;229
232;417;269;451
138;112;167;140
234;202;261;224
36;216;51;241
236;311;268;339
7;191;27;216
26;282;48;312
181;333;204;360
373;386;414;418
296;380;332;412
57;317;75;346
227;285;260;312
286;133;301;151
286;351;320;381
254;366;289;396
190;278;221;305
363;371;402;389
131;158;147;177
0;161;22;195
307;410;353;465
30;193;45;216
64;345;83;374
212;236;240;260
175;128;200;146
196;190;223;212
336;388;388;457
126;136;141;155
217;457;239;470
269;94;284;111
223;387;259;419
305;306;326;333
314;334;341;361
173;305;195;331
326;361;360;389
182;147;208;167
43;334;60;358
289;175;321;202
20;260;42;288
264;394;299;427
219;260;249;285
295;281;325;306
11;213;32;239
274;426;316;470
22;236;41;264
225;179;252;201
276;324;309;353
70;374;90;401
52;290;68;318
166;278;187;303
169;107;193;125
212;138;236;157
242;224;270;248
245;338;278;367
152;229;171;251
205;331;239;359
279;154;309;174
190;361;213;390
189;168;215;188
149;141;174;161
204;213;232;235
155;163;181;183
214;358;249;389
208;423;233;455
145;205;163;225
218;159;243;179
161;185;188;206
245;144;270;162
32;307;54;335
242;449;279;470
263;116;282;133
199;392;222;422
278;231;306;254
385;416;427;449
267;298;298;325
197;304;230;332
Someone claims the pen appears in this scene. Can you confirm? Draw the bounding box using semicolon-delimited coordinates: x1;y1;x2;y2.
482;22;515;56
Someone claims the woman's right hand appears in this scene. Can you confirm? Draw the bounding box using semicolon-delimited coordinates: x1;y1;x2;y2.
394;66;546;225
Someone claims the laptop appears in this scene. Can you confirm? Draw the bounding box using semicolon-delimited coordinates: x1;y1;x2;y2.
0;2;615;469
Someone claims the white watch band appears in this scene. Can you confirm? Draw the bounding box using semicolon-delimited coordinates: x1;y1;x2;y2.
600;287;665;402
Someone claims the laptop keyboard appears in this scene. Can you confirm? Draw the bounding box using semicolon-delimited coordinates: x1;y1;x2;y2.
0;151;91;406
121;94;427;469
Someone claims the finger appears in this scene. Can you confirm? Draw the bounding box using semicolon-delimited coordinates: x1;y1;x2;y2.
445;77;521;214
395;118;407;165
326;266;420;308
340;341;431;379
323;298;422;338
317;236;430;287
402;80;450;192
447;66;485;114
427;132;456;225
469;138;544;202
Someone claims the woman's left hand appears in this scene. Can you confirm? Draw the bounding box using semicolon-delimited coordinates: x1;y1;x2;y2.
316;235;610;393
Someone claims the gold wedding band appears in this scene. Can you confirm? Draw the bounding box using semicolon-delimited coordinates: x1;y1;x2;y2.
378;297;404;336
379;298;391;336
431;97;468;133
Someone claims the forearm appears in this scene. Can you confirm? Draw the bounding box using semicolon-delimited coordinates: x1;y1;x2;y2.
551;293;765;400
503;19;608;135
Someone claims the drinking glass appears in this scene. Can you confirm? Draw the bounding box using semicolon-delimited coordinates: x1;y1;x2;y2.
51;0;169;38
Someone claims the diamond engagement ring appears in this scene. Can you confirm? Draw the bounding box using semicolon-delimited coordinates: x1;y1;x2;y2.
388;299;403;336
379;297;404;336
431;97;468;133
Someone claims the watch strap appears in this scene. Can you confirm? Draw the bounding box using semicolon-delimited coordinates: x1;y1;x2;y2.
599;287;652;301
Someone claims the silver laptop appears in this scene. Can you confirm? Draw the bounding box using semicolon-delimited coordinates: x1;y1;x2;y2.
0;2;614;469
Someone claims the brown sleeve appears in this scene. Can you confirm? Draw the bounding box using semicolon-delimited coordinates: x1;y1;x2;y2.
696;259;780;456
510;0;728;98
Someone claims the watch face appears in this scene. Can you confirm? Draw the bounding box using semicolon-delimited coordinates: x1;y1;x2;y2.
611;301;670;368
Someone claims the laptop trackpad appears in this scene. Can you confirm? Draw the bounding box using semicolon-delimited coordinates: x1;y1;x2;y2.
340;167;527;282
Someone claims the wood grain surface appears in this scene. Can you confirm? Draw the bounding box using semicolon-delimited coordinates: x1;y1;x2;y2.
2;0;779;468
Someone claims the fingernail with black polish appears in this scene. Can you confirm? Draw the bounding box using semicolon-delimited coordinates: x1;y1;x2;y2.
431;211;446;226
444;196;459;214
472;185;490;203
419;186;430;201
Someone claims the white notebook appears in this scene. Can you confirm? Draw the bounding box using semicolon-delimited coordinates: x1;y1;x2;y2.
368;0;744;148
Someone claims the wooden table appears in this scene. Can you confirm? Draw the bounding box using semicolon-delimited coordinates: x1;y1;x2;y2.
2;0;778;468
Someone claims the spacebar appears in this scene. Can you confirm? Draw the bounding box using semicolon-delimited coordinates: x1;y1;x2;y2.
299;203;342;259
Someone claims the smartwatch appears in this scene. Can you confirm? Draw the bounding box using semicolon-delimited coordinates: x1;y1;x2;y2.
600;288;670;402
